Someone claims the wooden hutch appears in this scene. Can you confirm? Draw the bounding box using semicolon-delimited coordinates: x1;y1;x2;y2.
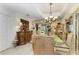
16;19;32;46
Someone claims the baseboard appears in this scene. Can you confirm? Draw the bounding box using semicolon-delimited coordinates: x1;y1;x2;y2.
0;46;13;53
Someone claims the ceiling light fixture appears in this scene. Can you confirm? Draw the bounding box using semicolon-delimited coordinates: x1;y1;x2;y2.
45;3;58;22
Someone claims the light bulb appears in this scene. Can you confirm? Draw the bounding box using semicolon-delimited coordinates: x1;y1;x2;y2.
54;16;58;19
45;17;48;20
53;16;58;21
49;16;53;18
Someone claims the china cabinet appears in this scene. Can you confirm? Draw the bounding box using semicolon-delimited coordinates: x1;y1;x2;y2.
16;19;32;46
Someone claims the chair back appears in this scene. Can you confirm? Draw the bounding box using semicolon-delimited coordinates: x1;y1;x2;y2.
66;33;73;46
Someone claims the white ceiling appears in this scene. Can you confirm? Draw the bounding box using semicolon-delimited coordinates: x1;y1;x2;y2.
0;3;78;20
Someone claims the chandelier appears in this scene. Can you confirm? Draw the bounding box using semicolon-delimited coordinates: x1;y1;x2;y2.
44;3;58;24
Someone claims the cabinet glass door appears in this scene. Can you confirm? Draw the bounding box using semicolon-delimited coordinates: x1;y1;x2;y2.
72;12;79;54
75;13;79;54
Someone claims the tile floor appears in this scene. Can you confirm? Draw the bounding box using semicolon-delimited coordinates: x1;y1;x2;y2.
0;42;70;55
0;43;33;55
